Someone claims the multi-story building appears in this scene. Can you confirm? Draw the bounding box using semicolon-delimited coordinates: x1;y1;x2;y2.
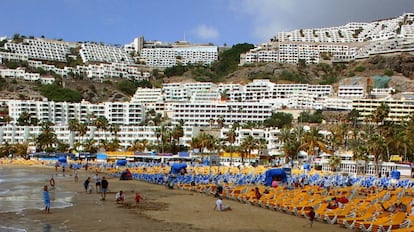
352;95;414;122
337;85;365;99
171;102;272;127
220;127;282;156
241;13;414;65
79;43;134;64
0;125;198;149
139;40;218;68
4;38;71;62
6;99;145;126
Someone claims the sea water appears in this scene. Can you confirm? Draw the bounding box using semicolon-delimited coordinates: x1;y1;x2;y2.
0;166;75;232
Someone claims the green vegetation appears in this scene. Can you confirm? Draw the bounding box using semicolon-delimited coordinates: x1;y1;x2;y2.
354;66;366;72
263;112;293;128
298;110;324;123
116;80;152;96
384;69;394;76
40;83;83;102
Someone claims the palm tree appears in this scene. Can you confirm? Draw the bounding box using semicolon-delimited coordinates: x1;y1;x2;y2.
172;124;184;145
93;116;109;140
328;155;342;172
78;122;88;145
226;129;236;166
0;142;16;157
83;138;97;153
366;133;387;175
36;121;58;152
68;118;80;147
299;127;328;158
128;139;150;152
240;135;257;164
17;111;31;126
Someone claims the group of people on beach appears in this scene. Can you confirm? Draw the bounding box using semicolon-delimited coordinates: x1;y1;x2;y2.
82;173;108;200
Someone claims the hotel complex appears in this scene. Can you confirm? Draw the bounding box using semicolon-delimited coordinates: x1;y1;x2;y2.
0;13;414;155
241;13;414;64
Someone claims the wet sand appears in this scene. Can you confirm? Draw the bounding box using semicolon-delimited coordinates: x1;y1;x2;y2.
0;164;350;232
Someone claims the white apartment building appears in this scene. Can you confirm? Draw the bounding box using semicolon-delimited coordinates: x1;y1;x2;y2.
140;45;218;68
80;62;150;81
337;85;365;99
352;96;414;122
370;87;395;98
4;39;71;62
0;51;29;62
0;125;198;149
162;82;217;102
6;99;145;126
80;43;134;64
190;91;221;103
220;127;282;156
243;13;414;65
171;102;272;127
131;88;164;103
319;97;353;111
0;68;55;83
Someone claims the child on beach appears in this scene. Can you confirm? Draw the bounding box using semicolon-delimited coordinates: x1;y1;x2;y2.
74;170;79;183
43;185;50;214
307;207;315;228
115;190;126;204
135;192;143;208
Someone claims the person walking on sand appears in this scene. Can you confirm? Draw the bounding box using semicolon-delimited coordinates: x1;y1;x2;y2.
135;192;143;208
306;207;316;228
74;169;79;183
84;177;91;193
43;185;51;214
100;176;108;200
94;173;101;193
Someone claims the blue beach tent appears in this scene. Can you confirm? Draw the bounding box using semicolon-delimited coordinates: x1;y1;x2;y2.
116;159;127;166
264;168;287;186
170;163;187;174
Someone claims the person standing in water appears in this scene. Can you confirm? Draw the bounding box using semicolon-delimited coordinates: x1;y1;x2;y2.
43;185;51;214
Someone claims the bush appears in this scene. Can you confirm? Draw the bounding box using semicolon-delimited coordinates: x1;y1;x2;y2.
354;66;366;72
384;69;394;76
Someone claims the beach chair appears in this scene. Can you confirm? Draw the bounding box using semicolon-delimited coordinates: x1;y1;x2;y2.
339;205;378;229
367;212;407;232
358;212;404;232
293;198;324;217
313;202;329;221
323;202;356;224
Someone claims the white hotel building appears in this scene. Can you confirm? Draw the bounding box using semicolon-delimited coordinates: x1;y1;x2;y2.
0;124;198;148
352;95;414;122
6;99;145;126
80;43;134;64
171;102;273;127
4;39;71;62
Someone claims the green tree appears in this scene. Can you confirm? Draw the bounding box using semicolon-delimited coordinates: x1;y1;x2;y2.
36;121;58;152
263;112;293;128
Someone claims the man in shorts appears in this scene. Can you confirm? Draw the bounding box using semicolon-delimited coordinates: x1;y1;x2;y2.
100;176;108;200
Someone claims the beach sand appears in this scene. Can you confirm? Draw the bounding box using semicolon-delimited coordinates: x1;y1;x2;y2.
0;165;350;232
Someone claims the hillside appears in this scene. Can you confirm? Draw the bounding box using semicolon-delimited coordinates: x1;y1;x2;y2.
1;53;414;103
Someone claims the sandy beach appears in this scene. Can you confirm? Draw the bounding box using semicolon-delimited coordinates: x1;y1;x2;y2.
0;164;350;232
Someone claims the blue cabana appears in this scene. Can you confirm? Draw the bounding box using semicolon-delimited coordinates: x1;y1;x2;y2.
116;159;127;166
170;163;187;174
58;157;67;163
264;168;287;186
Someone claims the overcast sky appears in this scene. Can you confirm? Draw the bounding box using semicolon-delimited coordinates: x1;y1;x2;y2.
1;0;413;46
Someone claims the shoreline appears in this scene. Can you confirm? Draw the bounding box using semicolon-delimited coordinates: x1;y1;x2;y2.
0;164;349;232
